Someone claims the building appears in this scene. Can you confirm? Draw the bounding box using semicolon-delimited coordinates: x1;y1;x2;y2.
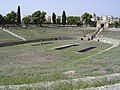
92;13;120;29
46;16;52;23
46;16;62;24
96;16;109;29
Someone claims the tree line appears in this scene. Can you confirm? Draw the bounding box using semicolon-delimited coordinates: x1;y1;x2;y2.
0;6;21;26
0;6;96;27
52;11;66;25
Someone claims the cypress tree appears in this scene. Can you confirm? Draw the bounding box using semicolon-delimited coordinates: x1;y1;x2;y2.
62;10;66;25
52;12;56;24
17;6;21;26
0;14;5;25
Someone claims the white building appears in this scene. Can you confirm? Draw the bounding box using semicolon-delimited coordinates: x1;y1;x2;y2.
46;16;52;23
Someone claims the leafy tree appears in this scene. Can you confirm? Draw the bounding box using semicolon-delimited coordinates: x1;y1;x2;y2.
67;16;80;25
56;16;61;24
40;11;46;24
82;12;92;26
22;16;31;25
5;11;17;25
52;12;56;24
114;21;119;28
62;10;67;25
32;11;41;25
32;10;46;26
67;16;74;25
17;6;21;26
4;16;7;24
0;14;5;25
91;21;97;27
74;16;80;23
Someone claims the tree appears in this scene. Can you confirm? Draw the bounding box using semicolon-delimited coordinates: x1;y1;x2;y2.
56;16;61;24
0;14;5;26
67;16;74;25
52;12;56;24
5;11;17;25
17;6;21;26
114;21;119;28
62;10;67;25
32;10;46;26
22;16;31;26
91;21;97;27
40;11;46;24
67;16;80;25
32;11;41;25
82;12;92;26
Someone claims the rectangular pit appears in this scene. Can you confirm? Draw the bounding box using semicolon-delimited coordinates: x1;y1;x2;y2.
78;46;96;53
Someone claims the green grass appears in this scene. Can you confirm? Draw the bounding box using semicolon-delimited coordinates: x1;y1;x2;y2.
45;78;120;90
100;30;120;39
0;40;112;85
1;27;120;89
0;27;95;43
75;45;120;77
8;27;95;40
0;29;20;42
17;77;120;90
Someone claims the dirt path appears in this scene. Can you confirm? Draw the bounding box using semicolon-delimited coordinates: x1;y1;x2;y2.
2;28;26;41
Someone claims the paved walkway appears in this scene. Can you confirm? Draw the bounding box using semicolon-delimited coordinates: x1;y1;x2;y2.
2;28;26;41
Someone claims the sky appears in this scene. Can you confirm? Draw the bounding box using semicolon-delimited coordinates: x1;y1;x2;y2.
0;0;120;17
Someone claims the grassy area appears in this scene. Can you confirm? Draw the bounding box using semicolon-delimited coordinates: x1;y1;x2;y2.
1;27;120;89
80;45;120;76
18;77;120;90
0;40;112;85
0;29;20;42
8;27;95;40
100;30;120;39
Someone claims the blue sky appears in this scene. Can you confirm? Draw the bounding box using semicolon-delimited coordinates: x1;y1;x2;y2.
0;0;120;17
